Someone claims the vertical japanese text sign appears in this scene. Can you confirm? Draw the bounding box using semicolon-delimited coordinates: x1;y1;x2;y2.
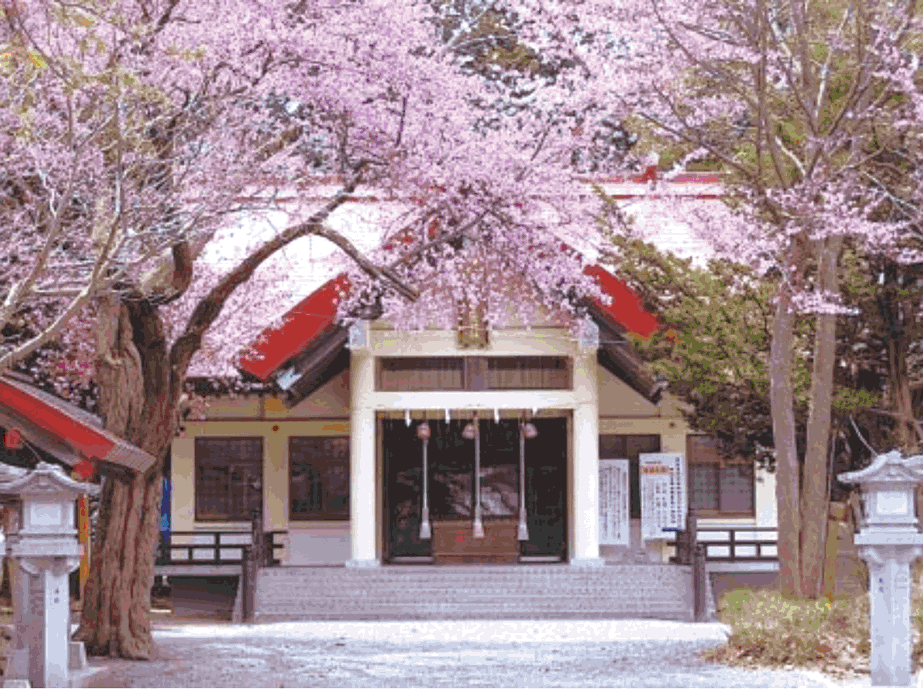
599;459;630;546
640;453;686;541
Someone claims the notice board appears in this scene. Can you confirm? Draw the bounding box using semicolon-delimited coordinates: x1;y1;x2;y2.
598;459;630;546
639;453;686;541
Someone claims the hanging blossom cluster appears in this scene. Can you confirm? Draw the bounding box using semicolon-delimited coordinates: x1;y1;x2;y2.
334;191;609;335
514;0;923;310
2;0;624;393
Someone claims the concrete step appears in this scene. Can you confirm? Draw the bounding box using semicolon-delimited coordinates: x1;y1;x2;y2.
253;564;693;621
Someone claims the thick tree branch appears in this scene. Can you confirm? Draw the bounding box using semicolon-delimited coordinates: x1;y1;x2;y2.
169;170;406;380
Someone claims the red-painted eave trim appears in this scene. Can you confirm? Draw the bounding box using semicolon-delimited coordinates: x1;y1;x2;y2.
237;262;658;382
583;265;659;339
237;273;351;381
0;377;113;461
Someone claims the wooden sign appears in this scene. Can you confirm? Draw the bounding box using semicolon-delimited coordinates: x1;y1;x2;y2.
640;453;686;541
599;459;630;546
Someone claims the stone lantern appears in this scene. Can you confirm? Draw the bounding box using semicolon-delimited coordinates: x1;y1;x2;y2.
0;462;100;688
838;450;923;687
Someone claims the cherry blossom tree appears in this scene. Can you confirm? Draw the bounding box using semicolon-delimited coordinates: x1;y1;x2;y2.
522;0;923;597
1;0;622;657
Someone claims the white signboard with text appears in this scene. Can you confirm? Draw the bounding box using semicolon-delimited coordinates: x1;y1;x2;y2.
640;453;686;541
598;459;630;546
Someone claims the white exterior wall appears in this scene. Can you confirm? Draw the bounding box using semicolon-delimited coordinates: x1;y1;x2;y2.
169;326;779;566
170;371;352;566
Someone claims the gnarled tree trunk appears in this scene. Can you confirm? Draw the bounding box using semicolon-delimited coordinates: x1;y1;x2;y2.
74;178;378;658
75;294;182;658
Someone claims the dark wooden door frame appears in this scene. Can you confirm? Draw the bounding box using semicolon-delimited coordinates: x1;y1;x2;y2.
380;414;569;564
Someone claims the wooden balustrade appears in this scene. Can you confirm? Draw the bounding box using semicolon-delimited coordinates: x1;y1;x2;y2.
666;527;778;564
156;530;287;567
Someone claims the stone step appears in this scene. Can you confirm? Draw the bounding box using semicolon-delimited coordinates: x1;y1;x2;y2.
253;564;693;621
257;592;683;607
258;572;687;586
256;602;690;615
260;602;688;611
258;587;689;600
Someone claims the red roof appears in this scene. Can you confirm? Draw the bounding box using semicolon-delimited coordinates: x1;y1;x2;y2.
0;375;157;475
237;273;350;380
237;262;658;382
583;265;658;338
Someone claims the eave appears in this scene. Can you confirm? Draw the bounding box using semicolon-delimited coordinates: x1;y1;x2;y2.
0;373;157;477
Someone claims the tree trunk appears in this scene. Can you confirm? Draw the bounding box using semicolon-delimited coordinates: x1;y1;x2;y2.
770;285;802;598
74;296;180;658
800;236;842;598
72;184;373;658
887;328;918;454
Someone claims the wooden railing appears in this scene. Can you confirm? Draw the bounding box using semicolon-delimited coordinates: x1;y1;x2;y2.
156;530;287;567
666;526;778;564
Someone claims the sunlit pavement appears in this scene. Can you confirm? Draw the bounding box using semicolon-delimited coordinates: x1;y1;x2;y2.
75;618;905;688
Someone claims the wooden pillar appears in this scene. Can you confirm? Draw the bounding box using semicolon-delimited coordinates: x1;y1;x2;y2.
693;542;708;622
77;494;89;602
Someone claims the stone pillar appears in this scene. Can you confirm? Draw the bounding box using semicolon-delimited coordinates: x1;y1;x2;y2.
0;462;100;689
6;557;81;688
839;450;923;687
861;545;923;686
347;325;379;567
570;349;603;567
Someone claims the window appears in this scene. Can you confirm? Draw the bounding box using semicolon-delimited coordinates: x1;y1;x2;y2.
289;437;350;520
486;357;570;390
377;356;571;391
195;437;262;521
687;435;754;516
598;434;661;519
378;357;465;391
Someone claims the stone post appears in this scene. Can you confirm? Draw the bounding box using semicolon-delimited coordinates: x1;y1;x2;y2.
0;462;99;688
839;450;923;687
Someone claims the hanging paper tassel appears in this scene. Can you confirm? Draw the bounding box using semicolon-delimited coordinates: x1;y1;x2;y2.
518;421;529;541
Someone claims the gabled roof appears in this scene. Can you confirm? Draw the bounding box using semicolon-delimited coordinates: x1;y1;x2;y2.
236;259;664;405
237;265;658;381
0;373;157;477
232;168;726;405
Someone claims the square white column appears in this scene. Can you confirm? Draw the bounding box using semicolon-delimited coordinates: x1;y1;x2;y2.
347;339;380;567
570;350;604;567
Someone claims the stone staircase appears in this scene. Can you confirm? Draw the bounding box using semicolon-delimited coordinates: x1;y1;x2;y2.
254;564;704;621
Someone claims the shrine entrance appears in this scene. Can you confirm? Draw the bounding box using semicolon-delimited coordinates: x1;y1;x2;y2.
384;417;567;564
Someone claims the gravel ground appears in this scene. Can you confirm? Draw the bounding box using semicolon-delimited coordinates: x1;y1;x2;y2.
85;619;902;688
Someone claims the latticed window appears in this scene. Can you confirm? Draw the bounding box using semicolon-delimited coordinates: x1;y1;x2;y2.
687;435;754;516
378;357;465;391
486;357;570;390
289;437;350;520
195;437;262;521
377;356;571;391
